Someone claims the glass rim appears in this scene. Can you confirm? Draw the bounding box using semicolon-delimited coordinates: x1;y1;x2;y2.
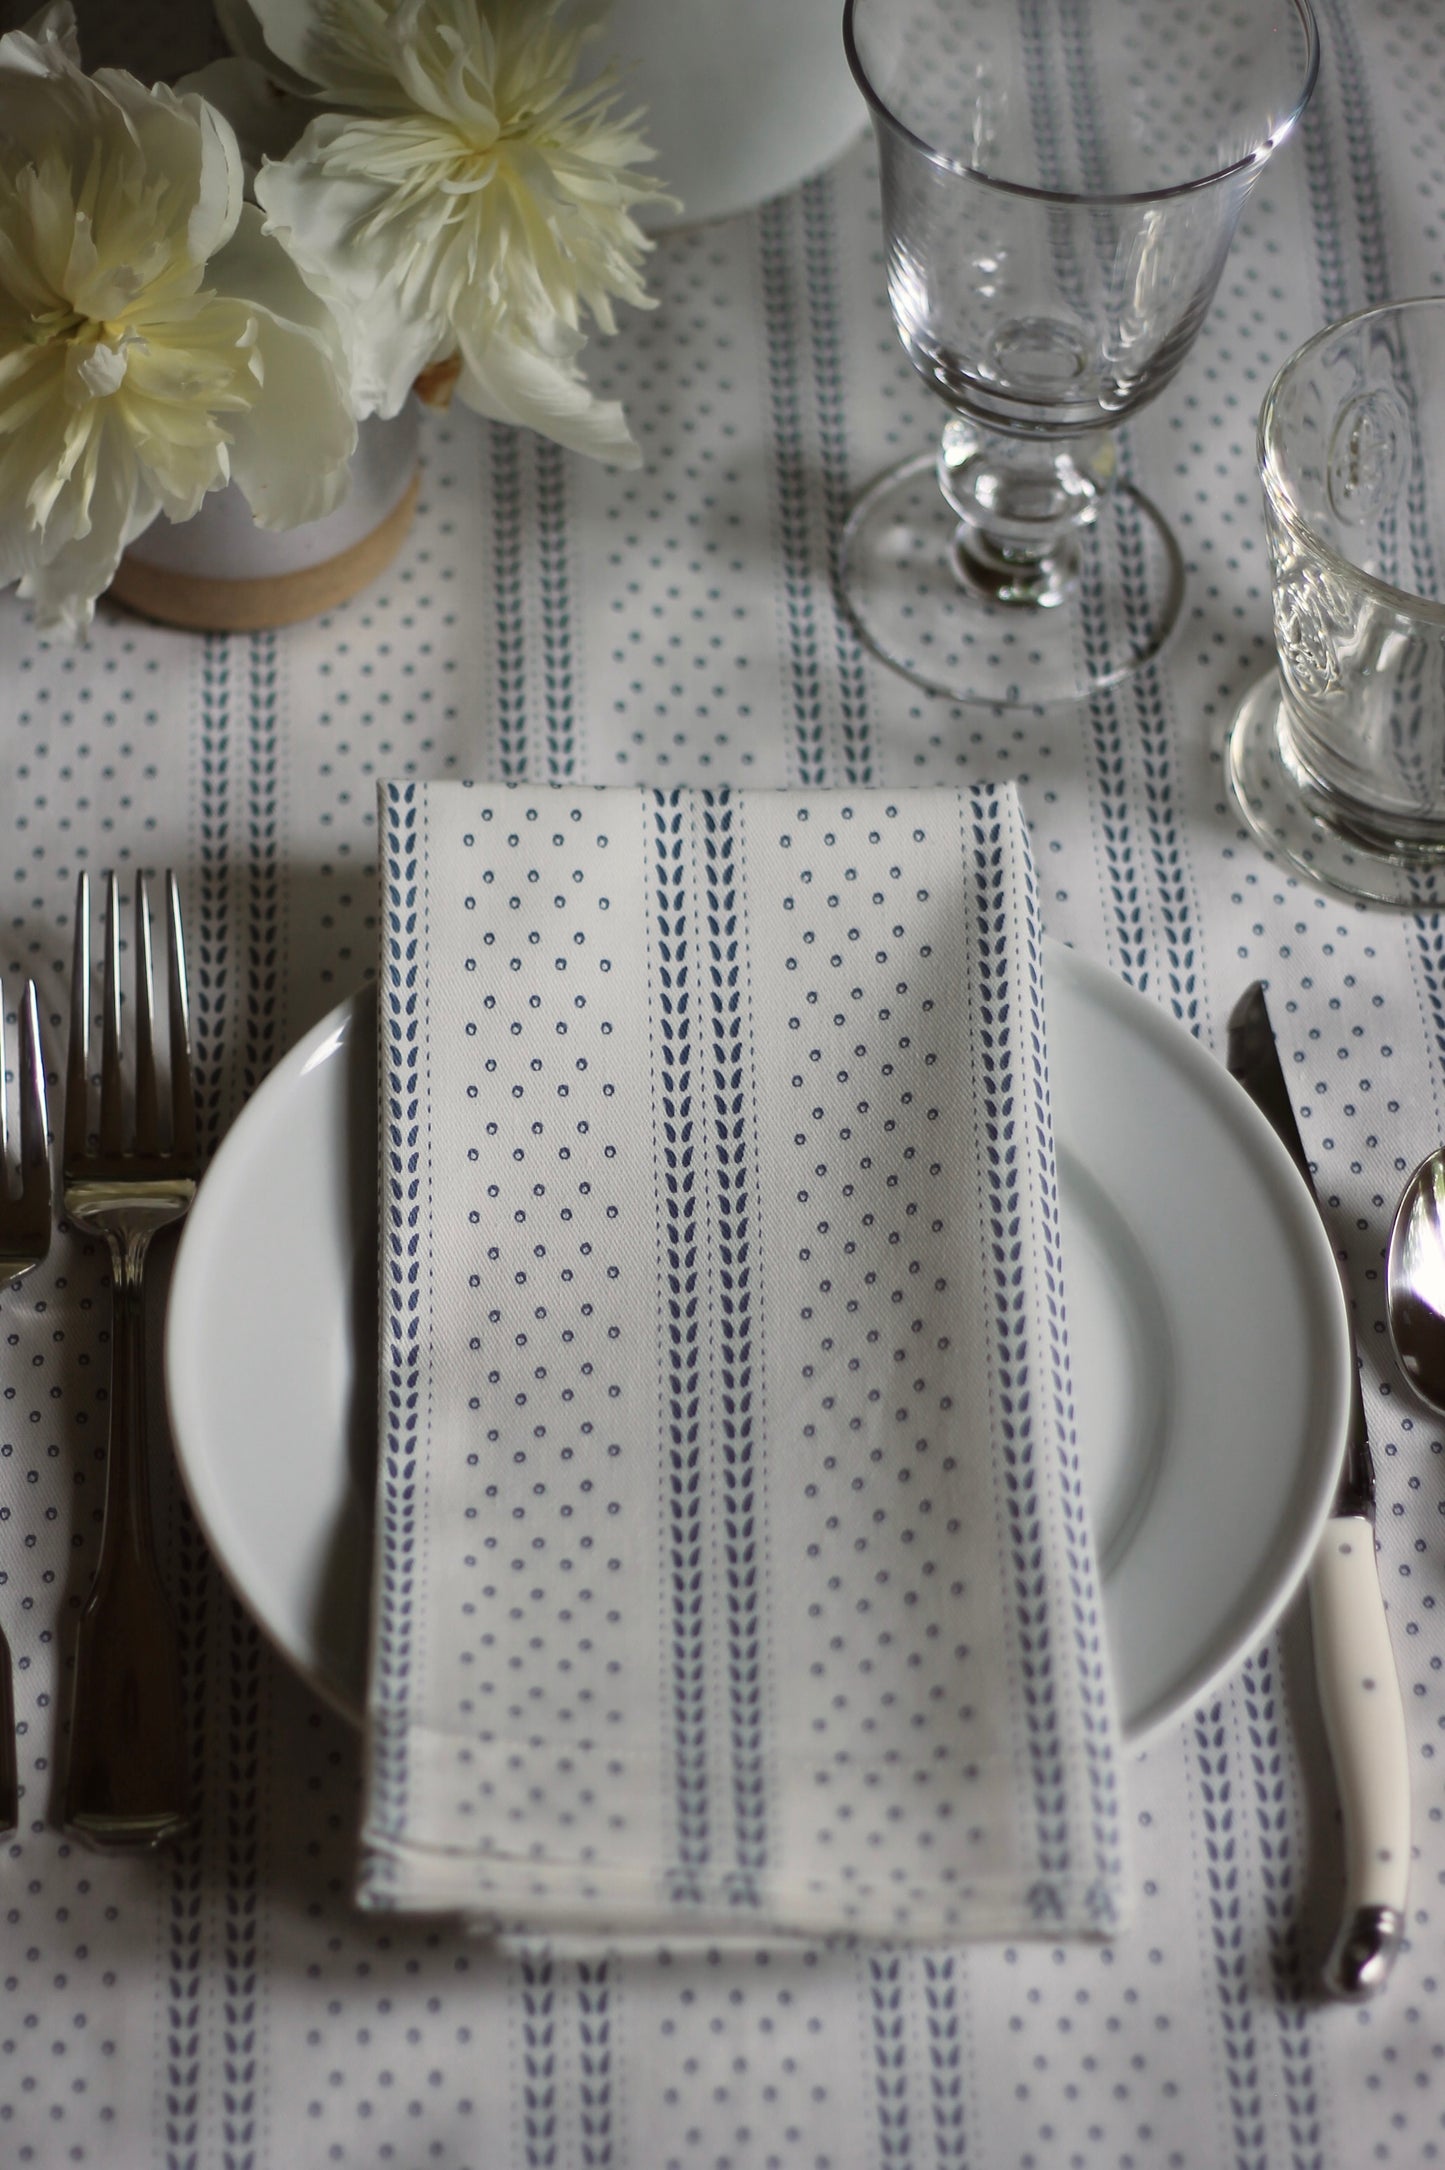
842;0;1320;209
1259;293;1445;631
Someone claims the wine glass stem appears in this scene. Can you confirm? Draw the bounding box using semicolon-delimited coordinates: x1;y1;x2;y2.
937;415;1117;610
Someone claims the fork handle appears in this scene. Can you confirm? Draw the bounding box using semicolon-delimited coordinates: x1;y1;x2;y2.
0;1624;16;1836
61;1229;190;1849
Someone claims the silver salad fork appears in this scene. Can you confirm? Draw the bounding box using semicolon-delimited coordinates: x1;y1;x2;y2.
60;872;197;1848
0;978;52;1836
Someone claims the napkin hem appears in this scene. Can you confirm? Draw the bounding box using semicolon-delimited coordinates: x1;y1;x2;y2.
357;1831;1122;1940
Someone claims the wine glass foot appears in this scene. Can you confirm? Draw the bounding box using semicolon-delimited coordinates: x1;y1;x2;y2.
838;450;1184;707
1227;669;1445;909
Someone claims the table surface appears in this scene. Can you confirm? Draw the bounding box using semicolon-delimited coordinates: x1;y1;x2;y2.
5;2;1445;2164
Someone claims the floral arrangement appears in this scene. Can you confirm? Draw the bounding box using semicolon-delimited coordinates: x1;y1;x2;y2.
0;0;664;635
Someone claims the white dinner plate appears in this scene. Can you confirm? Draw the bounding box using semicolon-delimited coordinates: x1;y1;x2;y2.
164;944;1351;1744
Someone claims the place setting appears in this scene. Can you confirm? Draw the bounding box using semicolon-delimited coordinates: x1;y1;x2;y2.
159;769;1369;1948
3;0;1445;2161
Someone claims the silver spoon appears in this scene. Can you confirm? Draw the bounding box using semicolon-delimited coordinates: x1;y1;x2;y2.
1387;1147;1445;1413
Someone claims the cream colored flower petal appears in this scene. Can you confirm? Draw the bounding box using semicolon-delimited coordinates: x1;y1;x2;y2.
0;383;56;578
66;336;126;401
179;56;313;170
384;0;513;132
213;0;318;102
0;353;74;530
229;311;358;527
456;319;639;468
16;417;161;638
211;197;339;350
0;156;87;315
0;510;46;589
90;72;243;270
0;2;80;83
238;0;415;113
98;286;260;525
209;202;357;527
0;37;242;336
256;133;452;416
0;9;100;172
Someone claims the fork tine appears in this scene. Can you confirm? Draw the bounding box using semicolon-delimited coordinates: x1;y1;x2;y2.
98;872;123;1158
166;872;196;1164
134;874;159;1157
65;873;90;1174
18;979;50;1230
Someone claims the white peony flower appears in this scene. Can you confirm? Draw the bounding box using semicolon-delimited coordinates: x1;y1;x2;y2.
243;0;667;465
0;3;357;637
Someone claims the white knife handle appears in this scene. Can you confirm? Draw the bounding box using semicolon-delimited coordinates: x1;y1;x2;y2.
1309;1513;1411;2000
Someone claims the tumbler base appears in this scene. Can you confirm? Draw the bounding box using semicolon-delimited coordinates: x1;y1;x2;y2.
1228;669;1445;910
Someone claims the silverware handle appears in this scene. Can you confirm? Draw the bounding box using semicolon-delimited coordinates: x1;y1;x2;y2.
1311;1513;1411;1999
61;1231;189;1849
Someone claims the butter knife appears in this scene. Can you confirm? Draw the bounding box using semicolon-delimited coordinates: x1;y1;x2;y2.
1226;981;1410;2000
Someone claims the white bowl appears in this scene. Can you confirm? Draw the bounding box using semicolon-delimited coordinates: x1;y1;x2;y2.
606;0;866;229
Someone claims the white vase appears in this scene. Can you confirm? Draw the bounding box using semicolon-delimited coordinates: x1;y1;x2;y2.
108;404;421;633
604;0;865;230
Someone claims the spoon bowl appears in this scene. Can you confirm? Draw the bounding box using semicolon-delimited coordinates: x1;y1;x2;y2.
1387;1147;1445;1414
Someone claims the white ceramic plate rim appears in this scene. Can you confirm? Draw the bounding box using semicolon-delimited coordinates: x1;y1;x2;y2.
163;943;1351;1744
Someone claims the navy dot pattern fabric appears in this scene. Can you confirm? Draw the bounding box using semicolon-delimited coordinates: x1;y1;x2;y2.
363;780;1122;1943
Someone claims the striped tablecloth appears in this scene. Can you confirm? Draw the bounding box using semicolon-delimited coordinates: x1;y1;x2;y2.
3;2;1445;2163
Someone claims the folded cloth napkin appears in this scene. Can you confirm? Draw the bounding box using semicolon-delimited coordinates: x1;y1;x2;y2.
360;779;1125;1942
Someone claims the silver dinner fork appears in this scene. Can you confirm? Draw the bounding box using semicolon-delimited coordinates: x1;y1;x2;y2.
60;871;196;1848
0;978;51;1837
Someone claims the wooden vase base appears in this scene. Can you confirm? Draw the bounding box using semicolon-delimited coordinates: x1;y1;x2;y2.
108;471;421;633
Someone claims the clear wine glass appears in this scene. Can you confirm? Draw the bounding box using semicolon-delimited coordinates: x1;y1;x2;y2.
841;0;1319;707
